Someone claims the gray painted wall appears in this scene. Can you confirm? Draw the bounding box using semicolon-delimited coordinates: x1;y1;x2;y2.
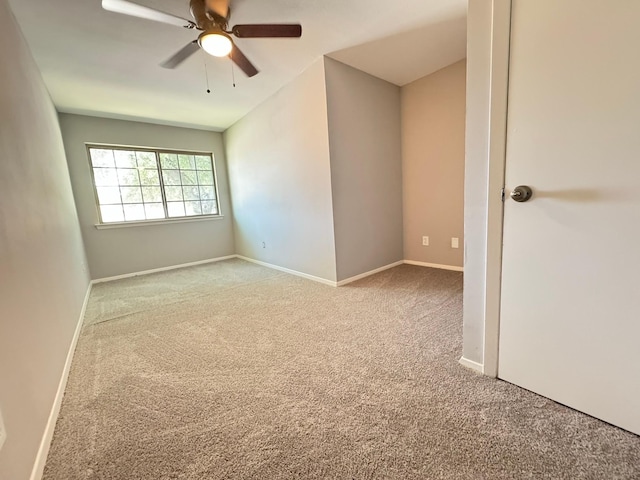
0;2;90;478
324;58;404;282
463;0;494;365
224;59;337;282
402;60;466;268
59;114;235;280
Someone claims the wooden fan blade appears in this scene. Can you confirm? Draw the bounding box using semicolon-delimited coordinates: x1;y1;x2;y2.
232;24;302;38
230;45;259;77
206;0;229;19
102;0;195;28
161;41;200;69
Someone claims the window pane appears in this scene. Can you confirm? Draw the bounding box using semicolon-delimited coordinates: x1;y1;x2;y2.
120;186;143;204
202;201;218;215
114;150;136;168
165;186;183;201
199;186;216;201
90;149;115;168
90;147;218;225
167;202;185;217
117;169;140;186
197;170;214;185
136;151;157;168
163;170;181;186
100;205;124;223
160;153;178;169
185;201;202;216
195;155;212;170
96;187;121;205
178;155;195;170
123;204;146;221
141;187;162;203
139;169;160;186
183;186;200;201
93;168;118;186
181;170;198;186
144;203;165;220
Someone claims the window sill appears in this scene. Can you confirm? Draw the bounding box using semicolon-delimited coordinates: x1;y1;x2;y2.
95;215;225;230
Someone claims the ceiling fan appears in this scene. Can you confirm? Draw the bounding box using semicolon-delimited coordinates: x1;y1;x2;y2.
102;0;303;77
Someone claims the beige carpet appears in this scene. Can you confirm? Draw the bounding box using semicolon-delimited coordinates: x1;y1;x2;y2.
43;259;640;479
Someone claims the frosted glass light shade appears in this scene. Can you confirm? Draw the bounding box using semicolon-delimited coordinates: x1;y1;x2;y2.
199;32;233;57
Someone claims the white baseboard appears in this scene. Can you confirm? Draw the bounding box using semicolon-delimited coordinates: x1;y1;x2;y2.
404;260;464;272
459;356;484;374
30;282;92;480
236;256;337;287
92;255;238;284
91;256;462;287
336;261;405;287
236;258;406;288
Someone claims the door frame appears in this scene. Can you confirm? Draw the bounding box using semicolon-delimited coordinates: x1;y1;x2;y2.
479;0;513;378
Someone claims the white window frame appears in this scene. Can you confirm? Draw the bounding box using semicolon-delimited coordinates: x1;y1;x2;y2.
86;143;223;228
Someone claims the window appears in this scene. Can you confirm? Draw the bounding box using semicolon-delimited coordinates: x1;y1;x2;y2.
87;146;219;224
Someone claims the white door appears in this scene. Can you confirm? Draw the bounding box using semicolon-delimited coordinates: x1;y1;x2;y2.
499;0;640;435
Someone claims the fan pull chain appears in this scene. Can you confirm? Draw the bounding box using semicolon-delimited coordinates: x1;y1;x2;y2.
230;51;236;88
204;58;211;94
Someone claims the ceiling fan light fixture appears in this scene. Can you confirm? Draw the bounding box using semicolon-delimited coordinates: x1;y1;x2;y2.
198;31;233;57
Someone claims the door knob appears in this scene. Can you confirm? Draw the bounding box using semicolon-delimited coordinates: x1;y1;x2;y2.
510;185;533;202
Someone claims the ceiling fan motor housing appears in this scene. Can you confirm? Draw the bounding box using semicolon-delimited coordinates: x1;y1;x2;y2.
190;0;228;30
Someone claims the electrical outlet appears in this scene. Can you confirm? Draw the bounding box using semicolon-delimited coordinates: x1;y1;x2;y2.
422;236;429;246
0;409;6;452
451;237;460;249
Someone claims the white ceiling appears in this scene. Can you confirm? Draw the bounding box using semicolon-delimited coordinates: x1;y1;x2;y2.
329;15;467;87
8;0;467;131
